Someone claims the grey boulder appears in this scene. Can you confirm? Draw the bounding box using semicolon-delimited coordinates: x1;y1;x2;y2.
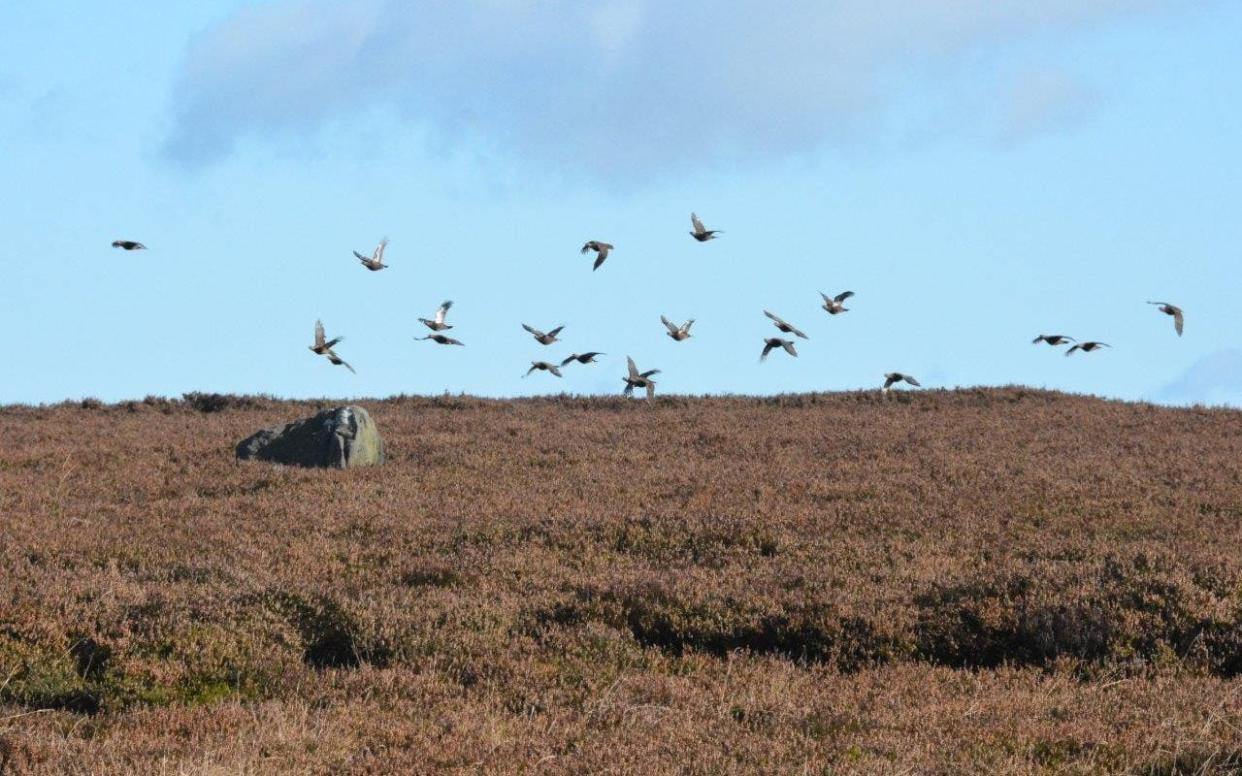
236;406;384;469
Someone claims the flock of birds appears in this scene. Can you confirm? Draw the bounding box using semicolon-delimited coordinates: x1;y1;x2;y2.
111;217;1187;399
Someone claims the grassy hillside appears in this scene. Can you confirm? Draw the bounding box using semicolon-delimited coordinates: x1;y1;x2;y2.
2;389;1242;774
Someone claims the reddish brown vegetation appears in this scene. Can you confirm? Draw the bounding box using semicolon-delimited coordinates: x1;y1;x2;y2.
1;388;1241;773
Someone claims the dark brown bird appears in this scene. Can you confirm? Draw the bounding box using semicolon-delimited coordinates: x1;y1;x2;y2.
623;356;660;400
418;334;464;346
689;212;721;242
661;315;694;341
1065;341;1110;356
882;372;920;391
524;361;563;378
419;300;454;331
820;290;854;315
761;338;798;361
1147;301;1184;336
764;310;808;339
581;241;614;271
523;323;564;345
309;320;354;373
111;240;146;250
1032;334;1076;346
353;238;389;271
561;352;605;366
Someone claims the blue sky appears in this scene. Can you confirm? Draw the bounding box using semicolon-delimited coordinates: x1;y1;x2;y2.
1;1;1239;404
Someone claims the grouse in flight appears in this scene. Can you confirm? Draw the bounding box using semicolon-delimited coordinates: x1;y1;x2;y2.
419;301;454;331
689;213;721;242
882;373;920;391
523;323;565;346
309;320;354;373
661;316;694;342
1147;301;1184;336
354;238;389;271
623;356;660;400
580;241;614;271
761;338;798;361
820;291;854;315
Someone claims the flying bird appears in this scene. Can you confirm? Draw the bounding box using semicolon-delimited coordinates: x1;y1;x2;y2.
580;241;614;271
820;291;854;315
419;300;454;331
309;320;354;373
1032;334;1076;346
524;361;563;378
882;373;920;391
1065;341;1110;356
764;310;808;339
418;334;464;346
354;238;389;271
111;240;146;251
523;323;565;345
561;352;605;366
689;213;721;242
661;316;694;342
761;338;798;361
623;356;660;400
1147;301;1184;336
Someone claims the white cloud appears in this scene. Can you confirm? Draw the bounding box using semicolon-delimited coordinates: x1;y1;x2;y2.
1157;350;1242;407
163;0;1180;174
998;68;1101;141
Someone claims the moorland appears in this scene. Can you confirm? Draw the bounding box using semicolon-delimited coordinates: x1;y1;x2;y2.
2;389;1241;774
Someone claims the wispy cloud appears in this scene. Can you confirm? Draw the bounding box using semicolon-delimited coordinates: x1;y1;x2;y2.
1156;350;1242;407
163;0;1177;174
997;68;1101;141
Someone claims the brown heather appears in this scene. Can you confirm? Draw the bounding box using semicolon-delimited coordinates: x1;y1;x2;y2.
2;388;1241;774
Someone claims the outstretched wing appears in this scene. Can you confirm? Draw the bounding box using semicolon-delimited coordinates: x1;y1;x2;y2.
627;356;640;379
761;341;776;361
691;212;705;233
782;340;798;357
550;365;563;377
593;253;606;271
763;310;785;326
560;355;577;367
835;291;855;303
328;352;355;373
580;242;593;254
524;363;538;377
436;301;453;325
683;319;695;333
904;375;921;387
314;320;326;348
374;238;388;262
641;369;661;378
661;315;679;334
883;374;898;388
789;324;808;340
645;381;655;400
1173;309;1184;336
522;323;542;338
546;326;565;338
